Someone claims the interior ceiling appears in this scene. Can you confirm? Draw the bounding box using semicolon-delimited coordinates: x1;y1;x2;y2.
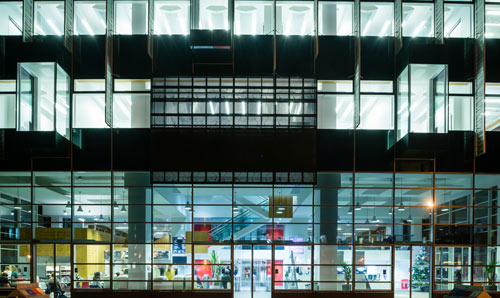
0;176;488;213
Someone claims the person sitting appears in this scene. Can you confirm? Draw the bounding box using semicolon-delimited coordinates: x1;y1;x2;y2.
47;273;64;298
0;272;10;287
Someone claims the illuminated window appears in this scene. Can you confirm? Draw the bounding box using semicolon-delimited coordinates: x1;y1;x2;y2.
198;0;229;30
444;4;473;38
74;1;106;35
235;0;273;35
277;0;314;36
115;0;148;35
486;5;500;38
402;3;434;38
34;1;64;36
361;2;394;37
154;0;190;35
0;1;22;36
319;1;353;36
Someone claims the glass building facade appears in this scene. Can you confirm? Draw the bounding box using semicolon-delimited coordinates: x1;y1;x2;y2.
0;0;500;297
3;171;500;296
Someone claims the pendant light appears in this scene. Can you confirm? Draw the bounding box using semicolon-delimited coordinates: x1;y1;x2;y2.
407;215;413;222
113;200;119;209
77;205;84;213
348;207;353;215
355;202;362;211
388;207;393;215
99;214;104;221
371;208;379;223
65;201;71;210
120;190;127;213
397;202;405;211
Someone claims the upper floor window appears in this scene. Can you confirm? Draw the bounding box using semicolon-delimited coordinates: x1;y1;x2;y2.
34;1;64;36
235;0;273;35
486;83;500;131
74;1;106;35
361;2;394;37
402;3;434;38
449;82;473;131
444;4;473;38
196;0;229;30
0;1;22;36
0;80;16;129
318;1;353;36
115;0;148;35
154;0;190;35
486;5;500;38
276;0;314;36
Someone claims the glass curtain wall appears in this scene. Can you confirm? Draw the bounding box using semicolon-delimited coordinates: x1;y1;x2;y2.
2;171;500;293
3;0;500;38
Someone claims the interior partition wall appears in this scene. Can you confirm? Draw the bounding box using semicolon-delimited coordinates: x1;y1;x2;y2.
2;171;500;295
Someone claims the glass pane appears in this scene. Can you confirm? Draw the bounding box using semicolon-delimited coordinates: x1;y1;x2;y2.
113;94;151;128
0;1;22;35
56;65;70;138
402;3;434;37
486;97;500;131
444;4;473;38
486;5;500;38
397;66;409;141
277;1;314;36
35;1;64;35
412;246;431;295
114;79;151;92
317;94;354;129
235;0;274;35
318;2;353;36
74;1;107;35
360;81;393;93
154;0;190;35
358;95;394;130
409;64;448;134
361;2;394;37
115;0;148;34
17;62;56;132
0;94;16;128
198;0;229;30
449;82;472;94
73;94;107;128
74;79;105;92
449;96;473;131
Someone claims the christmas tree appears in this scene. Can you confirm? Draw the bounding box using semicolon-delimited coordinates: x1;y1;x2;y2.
412;247;430;291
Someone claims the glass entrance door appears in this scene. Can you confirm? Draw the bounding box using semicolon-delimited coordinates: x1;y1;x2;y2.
234;244;272;298
395;246;432;298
